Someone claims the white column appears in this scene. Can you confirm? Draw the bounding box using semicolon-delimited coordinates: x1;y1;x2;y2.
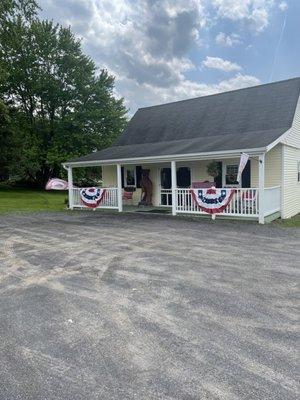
117;164;123;212
258;154;265;224
67;166;74;210
171;160;177;216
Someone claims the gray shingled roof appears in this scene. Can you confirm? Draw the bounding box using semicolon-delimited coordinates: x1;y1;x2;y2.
67;77;300;164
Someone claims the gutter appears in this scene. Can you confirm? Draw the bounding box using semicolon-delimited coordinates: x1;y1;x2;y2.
62;147;266;168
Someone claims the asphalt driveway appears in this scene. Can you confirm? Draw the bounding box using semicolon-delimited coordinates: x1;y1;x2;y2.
0;211;299;400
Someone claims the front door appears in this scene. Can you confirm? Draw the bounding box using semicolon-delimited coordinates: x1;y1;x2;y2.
160;168;172;206
159;167;191;205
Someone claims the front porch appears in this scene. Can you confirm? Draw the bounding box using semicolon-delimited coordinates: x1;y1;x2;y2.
69;186;281;222
65;153;282;224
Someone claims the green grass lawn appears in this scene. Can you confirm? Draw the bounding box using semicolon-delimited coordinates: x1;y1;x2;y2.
0;186;299;227
274;213;300;228
0;186;67;214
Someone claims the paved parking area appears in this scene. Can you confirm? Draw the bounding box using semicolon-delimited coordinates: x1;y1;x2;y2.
0;211;299;400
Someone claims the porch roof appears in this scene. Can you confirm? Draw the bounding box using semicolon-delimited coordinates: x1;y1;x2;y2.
65;77;300;166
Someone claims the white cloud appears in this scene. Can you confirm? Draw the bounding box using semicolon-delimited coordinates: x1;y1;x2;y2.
41;0;205;88
202;56;242;72
39;0;265;114
211;0;276;32
117;73;260;113
215;32;241;47
278;1;288;11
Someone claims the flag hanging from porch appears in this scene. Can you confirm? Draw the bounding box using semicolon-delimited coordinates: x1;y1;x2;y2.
80;187;106;208
45;178;69;190
237;153;249;183
191;187;235;214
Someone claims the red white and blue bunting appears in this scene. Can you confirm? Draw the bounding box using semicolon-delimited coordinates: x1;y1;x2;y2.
80;187;106;208
191;187;235;214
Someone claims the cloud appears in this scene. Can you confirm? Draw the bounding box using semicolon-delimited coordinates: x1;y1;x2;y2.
39;0;265;114
41;0;205;89
211;0;276;32
147;73;260;102
278;1;288;11
215;32;241;47
117;73;260;112
202;56;242;72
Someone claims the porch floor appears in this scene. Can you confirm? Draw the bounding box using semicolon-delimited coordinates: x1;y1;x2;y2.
121;205;259;221
123;205;172;214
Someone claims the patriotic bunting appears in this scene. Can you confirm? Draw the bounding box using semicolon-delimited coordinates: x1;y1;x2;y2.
80;187;106;208
191;187;235;214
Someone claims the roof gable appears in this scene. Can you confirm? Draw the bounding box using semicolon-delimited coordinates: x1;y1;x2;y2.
115;77;300;147
67;77;300;164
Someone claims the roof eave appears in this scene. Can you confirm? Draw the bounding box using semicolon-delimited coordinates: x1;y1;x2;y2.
63;147;267;168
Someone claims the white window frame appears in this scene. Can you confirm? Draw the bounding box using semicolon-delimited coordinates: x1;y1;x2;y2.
123;166;137;188
222;162;240;187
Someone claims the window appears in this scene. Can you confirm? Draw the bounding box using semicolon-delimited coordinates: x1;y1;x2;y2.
160;168;171;189
298;161;300;183
177;167;191;188
124;166;136;187
225;164;239;186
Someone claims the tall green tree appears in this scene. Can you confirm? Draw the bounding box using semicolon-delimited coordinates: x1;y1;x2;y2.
0;99;14;180
0;0;127;186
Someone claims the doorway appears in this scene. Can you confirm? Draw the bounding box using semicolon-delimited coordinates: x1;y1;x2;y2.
159;167;191;206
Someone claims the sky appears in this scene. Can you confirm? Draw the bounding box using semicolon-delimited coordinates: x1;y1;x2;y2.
39;0;300;115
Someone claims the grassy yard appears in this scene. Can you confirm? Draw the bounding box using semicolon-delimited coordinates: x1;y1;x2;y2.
0;186;299;227
274;212;300;228
0;186;67;214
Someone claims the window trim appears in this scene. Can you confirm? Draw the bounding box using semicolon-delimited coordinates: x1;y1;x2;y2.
222;162;240;187
123;166;137;188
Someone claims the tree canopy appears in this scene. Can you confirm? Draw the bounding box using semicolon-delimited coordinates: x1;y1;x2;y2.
0;0;127;186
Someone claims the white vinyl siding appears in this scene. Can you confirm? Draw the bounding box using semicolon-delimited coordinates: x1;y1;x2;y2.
251;144;282;188
282;145;300;218
102;165;117;186
191;161;214;182
285;96;300;148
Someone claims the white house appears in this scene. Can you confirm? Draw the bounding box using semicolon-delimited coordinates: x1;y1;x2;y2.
63;78;300;223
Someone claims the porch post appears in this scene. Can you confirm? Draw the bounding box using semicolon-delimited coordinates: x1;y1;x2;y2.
171;160;177;216
258;154;265;224
117;164;123;212
67;166;74;210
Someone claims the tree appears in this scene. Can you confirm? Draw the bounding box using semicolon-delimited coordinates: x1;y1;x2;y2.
0;0;127;186
0;99;14;180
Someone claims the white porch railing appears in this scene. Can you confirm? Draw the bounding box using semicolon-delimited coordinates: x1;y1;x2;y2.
69;186;281;220
71;187;119;209
176;188;259;217
160;189;172;206
264;186;281;216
